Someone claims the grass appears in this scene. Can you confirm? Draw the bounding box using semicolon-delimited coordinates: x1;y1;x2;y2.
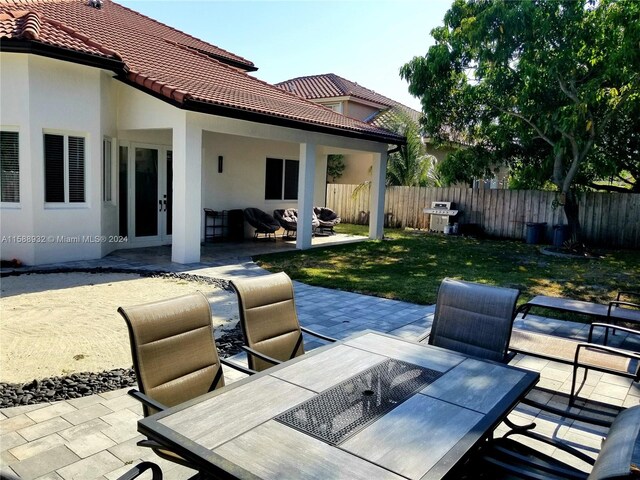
255;224;640;314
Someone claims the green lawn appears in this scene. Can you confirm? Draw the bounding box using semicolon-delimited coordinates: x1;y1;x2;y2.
255;224;640;312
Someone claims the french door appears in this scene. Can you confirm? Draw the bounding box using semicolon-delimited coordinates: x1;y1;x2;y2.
127;144;172;245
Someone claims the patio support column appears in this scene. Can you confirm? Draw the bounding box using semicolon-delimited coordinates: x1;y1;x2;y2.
369;150;387;240
171;117;202;263
297;142;316;250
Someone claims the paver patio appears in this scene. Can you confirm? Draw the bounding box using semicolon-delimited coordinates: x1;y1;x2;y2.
1;243;638;479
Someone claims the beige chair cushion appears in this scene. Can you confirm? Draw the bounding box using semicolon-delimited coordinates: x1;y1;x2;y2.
231;272;304;372
119;292;223;416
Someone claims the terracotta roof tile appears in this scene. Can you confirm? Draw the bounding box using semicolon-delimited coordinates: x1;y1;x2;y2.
277;73;421;125
277;73;399;107
0;0;403;144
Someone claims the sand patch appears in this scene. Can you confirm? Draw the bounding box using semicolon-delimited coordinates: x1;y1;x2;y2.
0;272;238;383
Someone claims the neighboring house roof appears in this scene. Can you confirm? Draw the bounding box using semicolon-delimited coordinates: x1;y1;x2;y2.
276;73;421;125
0;0;404;145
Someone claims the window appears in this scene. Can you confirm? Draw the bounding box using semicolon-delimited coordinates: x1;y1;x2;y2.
0;131;19;202
44;133;85;203
323;102;342;114
103;138;112;202
265;158;299;200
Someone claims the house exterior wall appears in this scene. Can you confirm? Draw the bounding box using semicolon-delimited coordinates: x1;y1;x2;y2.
100;70;119;257
343;101;379;122
1;53;34;263
1;54;389;265
201;132;328;238
1;53;105;265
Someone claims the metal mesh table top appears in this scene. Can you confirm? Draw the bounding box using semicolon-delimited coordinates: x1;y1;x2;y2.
275;358;442;446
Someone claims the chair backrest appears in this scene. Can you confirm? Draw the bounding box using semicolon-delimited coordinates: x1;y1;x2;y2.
230;272;304;372
588;405;640;480
244;207;279;231
119;292;224;416
429;278;520;362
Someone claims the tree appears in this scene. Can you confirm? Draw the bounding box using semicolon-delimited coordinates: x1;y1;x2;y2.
326;154;345;183
401;0;639;243
376;107;440;188
352;108;440;199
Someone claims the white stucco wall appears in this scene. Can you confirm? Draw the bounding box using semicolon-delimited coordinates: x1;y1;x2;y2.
1;54;108;265
201;132;330;239
0;54;35;264
100;71;119;257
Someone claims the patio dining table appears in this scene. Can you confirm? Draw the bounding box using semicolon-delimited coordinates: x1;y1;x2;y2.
138;331;539;480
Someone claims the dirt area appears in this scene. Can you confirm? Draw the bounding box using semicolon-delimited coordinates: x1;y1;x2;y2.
0;272;238;384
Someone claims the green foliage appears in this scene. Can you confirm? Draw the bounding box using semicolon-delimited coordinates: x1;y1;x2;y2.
256;225;640;309
384;109;439;187
326;154;345;183
400;0;640;239
353;108;440;198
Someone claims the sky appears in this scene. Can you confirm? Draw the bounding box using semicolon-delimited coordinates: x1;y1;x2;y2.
117;0;453;112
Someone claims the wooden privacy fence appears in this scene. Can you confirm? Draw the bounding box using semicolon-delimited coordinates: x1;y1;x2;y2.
326;184;640;249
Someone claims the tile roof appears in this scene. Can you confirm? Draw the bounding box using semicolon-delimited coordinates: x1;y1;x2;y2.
0;9;118;58
276;73;421;124
277;73;406;109
0;0;404;145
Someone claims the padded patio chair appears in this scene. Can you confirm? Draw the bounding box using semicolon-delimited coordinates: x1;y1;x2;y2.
119;292;254;470
480;404;640;479
230;272;336;372
273;208;298;238
419;278;520;363
313;206;341;235
243;207;280;240
274;208;320;238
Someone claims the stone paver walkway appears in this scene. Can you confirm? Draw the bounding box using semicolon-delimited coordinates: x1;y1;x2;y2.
1;245;638;479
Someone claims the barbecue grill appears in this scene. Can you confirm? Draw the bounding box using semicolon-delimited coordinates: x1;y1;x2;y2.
423;201;460;233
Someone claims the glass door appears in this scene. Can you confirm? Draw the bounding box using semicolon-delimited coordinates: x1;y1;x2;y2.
130;145;172;244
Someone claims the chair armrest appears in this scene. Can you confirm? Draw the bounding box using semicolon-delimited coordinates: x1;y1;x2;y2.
608;300;640;315
116;461;163;480
520;396;613;428
575;343;640;365
617;291;640;301
220;358;256;376
589;322;640;342
240;345;282;366
127;389;167;412
300;326;337;343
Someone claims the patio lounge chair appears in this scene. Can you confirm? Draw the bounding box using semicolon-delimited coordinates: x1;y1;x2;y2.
480;404;640;479
273;208;298;237
230;272;336;372
313;206;341;235
274;208;321;238
509;323;640;401
243;207;281;240
517;291;640;341
419;278;520;363
119;292;254;471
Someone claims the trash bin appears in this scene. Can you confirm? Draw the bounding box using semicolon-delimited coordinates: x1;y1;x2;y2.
227;209;244;241
553;224;570;247
525;222;547;244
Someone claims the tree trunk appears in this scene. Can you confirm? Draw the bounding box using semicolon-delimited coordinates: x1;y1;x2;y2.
563;190;582;245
